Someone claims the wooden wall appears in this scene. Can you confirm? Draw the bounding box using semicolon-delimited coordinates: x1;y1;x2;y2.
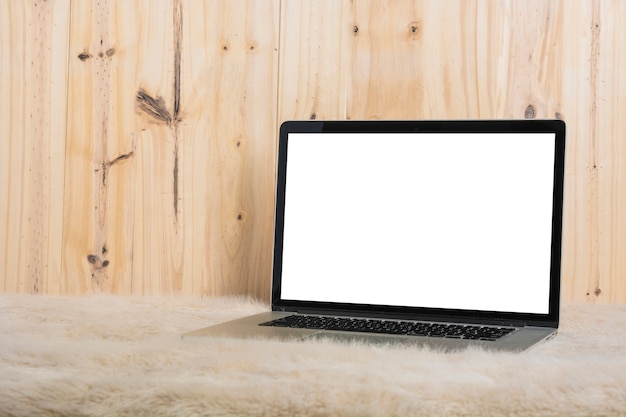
1;0;625;304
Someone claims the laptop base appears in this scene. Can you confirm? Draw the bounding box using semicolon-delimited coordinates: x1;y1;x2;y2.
182;312;557;352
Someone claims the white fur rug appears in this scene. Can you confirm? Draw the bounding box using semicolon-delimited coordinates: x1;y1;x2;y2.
1;295;625;417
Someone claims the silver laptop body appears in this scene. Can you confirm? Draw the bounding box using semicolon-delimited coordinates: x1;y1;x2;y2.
184;120;566;352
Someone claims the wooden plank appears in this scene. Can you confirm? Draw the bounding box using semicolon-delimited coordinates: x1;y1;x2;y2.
592;0;626;303
0;1;70;294
178;0;280;299
558;0;626;304
349;0;446;118
278;0;353;120
62;0;143;294
128;0;179;296
558;1;597;303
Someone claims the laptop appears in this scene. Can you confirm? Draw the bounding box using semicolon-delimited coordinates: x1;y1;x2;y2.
184;119;566;352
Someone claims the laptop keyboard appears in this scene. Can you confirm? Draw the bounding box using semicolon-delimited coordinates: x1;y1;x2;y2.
259;315;515;341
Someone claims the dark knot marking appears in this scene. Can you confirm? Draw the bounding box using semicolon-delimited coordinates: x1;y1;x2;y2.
408;21;421;39
87;254;109;268
78;48;114;61
136;88;173;125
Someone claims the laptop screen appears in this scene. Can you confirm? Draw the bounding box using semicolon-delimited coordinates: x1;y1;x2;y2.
274;121;565;319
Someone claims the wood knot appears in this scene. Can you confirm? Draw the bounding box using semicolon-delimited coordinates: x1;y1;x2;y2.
136;88;172;125
78;52;91;61
407;21;421;39
586;288;602;297
87;254;109;269
231;136;246;151
524;104;536;119
236;210;248;224
353;25;359;35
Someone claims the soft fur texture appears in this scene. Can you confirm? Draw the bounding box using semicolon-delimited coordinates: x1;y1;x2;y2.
1;295;625;417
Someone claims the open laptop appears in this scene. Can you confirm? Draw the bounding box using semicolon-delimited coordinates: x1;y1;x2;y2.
184;119;566;352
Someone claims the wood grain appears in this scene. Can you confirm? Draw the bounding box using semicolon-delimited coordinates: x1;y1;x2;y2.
279;1;564;120
278;0;626;304
131;0;183;295
0;1;70;294
62;0;142;294
61;0;279;299
181;0;279;298
1;0;626;303
561;0;626;303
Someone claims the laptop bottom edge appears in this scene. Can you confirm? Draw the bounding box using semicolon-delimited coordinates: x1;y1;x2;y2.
182;312;556;353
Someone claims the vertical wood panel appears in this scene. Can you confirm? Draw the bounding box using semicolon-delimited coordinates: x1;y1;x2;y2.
0;1;69;294
62;0;142;294
278;0;353;120
181;0;279;299
130;0;180;295
557;0;626;303
587;0;626;302
558;1;597;303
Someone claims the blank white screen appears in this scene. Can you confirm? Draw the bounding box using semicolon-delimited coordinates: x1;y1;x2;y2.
280;132;555;314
